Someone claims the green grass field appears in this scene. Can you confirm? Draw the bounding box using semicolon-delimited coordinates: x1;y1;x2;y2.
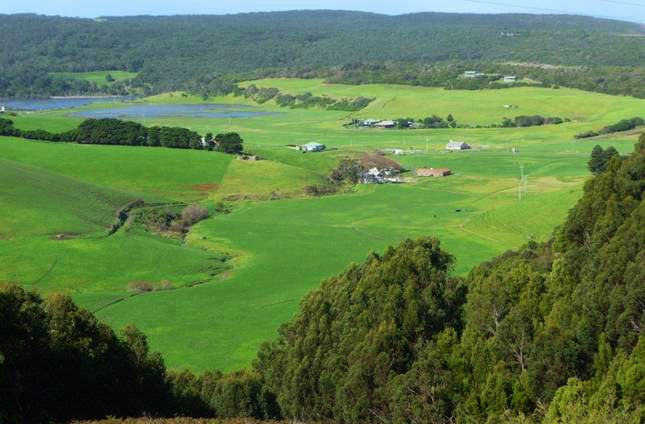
50;71;138;87
1;80;642;371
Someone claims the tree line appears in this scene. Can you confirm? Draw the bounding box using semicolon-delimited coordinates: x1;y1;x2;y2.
2;135;643;423
211;83;374;112
322;62;645;99
0;118;243;153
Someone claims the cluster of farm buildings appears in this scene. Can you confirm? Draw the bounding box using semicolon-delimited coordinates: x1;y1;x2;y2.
357;119;400;129
360;163;453;184
349;141;469;185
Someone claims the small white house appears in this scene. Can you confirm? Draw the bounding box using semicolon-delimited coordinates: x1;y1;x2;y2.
446;140;471;151
464;71;477;78
503;75;517;83
362;119;381;127
301;142;326;152
0;106;5;113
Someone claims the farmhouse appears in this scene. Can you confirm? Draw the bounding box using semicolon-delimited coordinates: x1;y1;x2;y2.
0;106;5;113
361;167;385;184
446;140;471;151
373;120;396;129
503;75;517;83
300;142;326;152
360;167;401;184
417;167;452;177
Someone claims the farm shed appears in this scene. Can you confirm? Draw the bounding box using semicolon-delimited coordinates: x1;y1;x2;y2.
417;167;452;177
374;120;396;128
301;142;326;152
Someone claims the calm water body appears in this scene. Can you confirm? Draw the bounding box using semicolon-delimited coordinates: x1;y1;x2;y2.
2;97;132;111
1;98;279;119
72;104;280;119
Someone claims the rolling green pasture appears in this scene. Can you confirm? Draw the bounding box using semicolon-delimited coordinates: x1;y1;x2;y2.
50;70;138;87
1;80;642;371
241;78;645;125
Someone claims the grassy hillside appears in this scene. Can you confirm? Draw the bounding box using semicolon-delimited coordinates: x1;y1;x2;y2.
50;71;138;87
0;137;233;201
241;79;645;125
0;154;229;312
1;82;642;371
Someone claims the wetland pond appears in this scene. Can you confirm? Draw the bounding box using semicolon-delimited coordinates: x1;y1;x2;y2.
73;104;280;119
2;97;133;111
2;98;280;119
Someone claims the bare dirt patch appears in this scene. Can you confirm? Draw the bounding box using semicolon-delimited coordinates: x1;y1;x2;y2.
127;280;174;293
191;183;220;192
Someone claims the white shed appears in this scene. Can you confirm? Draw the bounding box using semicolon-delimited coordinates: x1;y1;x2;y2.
301;142;326;152
446;140;471;151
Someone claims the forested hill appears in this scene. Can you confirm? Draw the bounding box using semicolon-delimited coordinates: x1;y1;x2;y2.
1;11;644;96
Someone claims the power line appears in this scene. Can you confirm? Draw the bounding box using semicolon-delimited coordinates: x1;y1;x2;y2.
460;0;642;22
599;0;645;8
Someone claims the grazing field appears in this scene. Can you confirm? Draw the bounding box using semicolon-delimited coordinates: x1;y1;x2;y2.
1;80;642;371
241;78;645;125
50;70;138;87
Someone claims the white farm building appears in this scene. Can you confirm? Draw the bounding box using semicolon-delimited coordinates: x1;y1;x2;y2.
301;142;326;152
446;140;471;151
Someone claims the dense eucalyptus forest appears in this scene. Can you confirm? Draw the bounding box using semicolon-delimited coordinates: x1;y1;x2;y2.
2;135;643;423
1;11;644;98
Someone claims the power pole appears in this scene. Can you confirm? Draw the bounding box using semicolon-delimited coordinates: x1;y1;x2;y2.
519;165;525;201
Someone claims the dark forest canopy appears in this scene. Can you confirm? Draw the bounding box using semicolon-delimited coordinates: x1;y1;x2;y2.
0;11;644;97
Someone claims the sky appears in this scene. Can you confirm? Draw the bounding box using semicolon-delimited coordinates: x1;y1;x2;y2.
0;0;644;24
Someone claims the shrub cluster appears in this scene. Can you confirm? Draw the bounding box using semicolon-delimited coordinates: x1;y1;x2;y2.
501;115;564;127
240;84;374;111
575;116;644;138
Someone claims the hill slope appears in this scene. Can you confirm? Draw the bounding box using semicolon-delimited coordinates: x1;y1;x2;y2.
1;11;643;96
256;136;644;422
1;137;643;423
